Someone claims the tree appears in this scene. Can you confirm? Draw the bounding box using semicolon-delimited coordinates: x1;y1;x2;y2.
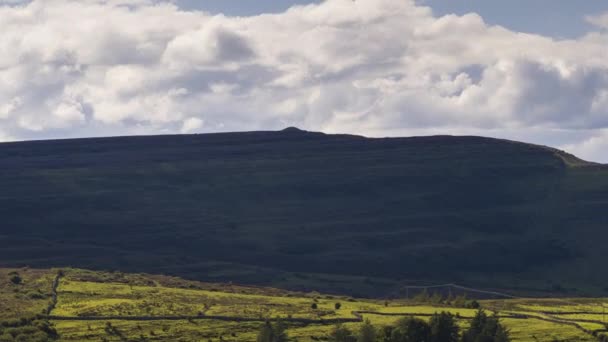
330;324;356;342
392;317;431;342
335;302;342;310
462;309;485;342
452;295;467;308
257;322;275;342
357;320;376;342
413;289;430;303
430;312;459;342
273;321;288;342
430;292;443;304
445;292;454;305
257;321;288;342
311;303;318;310
377;326;394;342
462;310;510;342
494;324;510;342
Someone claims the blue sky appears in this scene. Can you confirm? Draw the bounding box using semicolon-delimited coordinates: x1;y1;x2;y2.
175;0;322;15
422;0;608;38
176;0;608;38
1;0;608;162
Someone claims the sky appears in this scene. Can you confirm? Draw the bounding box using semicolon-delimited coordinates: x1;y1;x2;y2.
1;0;608;162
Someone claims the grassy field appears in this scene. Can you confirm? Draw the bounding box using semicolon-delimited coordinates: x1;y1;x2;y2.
1;268;606;341
0;268;55;320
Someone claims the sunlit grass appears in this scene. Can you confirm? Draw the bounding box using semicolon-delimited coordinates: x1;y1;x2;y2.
501;318;596;342
0;268;56;319
3;268;608;342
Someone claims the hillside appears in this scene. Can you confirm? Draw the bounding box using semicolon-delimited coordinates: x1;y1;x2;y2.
1;268;606;342
0;129;607;296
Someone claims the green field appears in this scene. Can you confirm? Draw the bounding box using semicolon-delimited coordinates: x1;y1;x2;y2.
1;268;606;341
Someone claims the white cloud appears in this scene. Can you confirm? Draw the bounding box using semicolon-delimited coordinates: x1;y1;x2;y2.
180;117;204;133
562;130;608;163
0;0;608;161
586;12;608;30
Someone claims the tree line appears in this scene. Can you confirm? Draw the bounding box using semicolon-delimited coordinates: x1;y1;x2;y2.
258;309;510;342
411;290;481;309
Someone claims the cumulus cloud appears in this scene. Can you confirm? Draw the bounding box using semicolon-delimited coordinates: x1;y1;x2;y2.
563;129;608;162
586;12;608;30
0;0;608;162
180;117;204;133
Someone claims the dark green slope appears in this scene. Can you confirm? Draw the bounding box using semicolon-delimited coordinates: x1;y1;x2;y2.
0;129;606;296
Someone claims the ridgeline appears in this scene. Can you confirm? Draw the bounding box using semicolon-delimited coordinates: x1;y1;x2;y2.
0;128;607;296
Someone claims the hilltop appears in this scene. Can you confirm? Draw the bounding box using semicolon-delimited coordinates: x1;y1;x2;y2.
0;129;607;296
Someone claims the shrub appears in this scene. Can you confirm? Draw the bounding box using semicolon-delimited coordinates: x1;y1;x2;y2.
466;300;480;309
10;275;22;285
28;292;46;300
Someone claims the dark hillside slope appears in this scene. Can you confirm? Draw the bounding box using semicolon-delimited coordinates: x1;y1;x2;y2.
0;129;607;296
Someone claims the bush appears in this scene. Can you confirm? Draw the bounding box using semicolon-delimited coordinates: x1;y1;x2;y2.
28;292;47;300
0;319;57;342
10;275;22;285
465;300;480;309
335;303;342;310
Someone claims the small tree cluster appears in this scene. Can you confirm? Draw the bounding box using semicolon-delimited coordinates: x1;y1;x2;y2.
413;290;479;308
257;321;288;342
430;312;459;342
462;310;510;342
330;312;463;342
388;317;433;342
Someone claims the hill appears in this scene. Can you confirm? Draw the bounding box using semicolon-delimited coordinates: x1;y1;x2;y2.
0;129;607;296
1;268;606;342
